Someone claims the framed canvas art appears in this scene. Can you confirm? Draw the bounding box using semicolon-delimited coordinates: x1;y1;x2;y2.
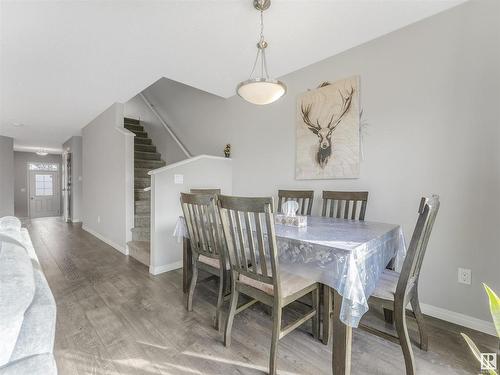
295;76;360;179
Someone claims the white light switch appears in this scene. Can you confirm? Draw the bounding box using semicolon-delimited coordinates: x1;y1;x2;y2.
458;268;471;285
174;174;184;184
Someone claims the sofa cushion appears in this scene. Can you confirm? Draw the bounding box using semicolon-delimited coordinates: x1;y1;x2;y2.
9;265;56;362
0;217;22;232
0;242;35;367
0;353;57;375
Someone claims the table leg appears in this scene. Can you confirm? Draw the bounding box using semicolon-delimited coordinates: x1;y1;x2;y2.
332;289;352;375
322;285;332;345
182;238;192;294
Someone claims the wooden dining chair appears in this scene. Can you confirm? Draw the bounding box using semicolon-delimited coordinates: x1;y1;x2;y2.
190;188;221;195
180;192;228;330
321;190;369;220
277;190;314;215
218;195;320;375
359;195;440;375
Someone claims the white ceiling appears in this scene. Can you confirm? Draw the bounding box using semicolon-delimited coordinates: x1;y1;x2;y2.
1;0;464;153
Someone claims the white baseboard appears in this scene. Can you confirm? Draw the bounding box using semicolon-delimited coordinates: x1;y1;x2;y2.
421;303;496;336
82;225;128;256
149;261;183;275
71;218;81;223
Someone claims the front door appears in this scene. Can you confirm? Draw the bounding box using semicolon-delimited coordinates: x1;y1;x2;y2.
29;170;60;218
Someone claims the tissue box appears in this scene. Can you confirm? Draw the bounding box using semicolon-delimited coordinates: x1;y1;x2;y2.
275;214;307;227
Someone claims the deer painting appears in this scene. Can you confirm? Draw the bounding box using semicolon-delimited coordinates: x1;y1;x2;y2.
300;86;354;169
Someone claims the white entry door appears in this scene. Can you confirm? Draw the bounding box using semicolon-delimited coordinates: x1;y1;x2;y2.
29;170;61;218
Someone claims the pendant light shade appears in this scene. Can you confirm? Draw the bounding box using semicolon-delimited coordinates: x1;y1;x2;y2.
236;0;286;105
237;78;286;106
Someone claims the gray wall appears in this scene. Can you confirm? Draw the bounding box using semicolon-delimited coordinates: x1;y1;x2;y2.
142;0;500;323
82;103;134;253
124;94;188;165
13;151;62;218
0;136;14;217
62;136;83;222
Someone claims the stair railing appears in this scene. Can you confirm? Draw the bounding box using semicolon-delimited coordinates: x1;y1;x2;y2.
139;93;191;158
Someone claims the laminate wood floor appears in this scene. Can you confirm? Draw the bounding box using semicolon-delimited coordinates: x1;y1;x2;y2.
25;217;497;375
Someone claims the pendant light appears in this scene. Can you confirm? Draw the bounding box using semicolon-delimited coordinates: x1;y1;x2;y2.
236;0;286;105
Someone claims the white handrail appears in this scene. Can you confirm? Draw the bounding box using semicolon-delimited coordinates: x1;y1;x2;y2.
139;93;191;158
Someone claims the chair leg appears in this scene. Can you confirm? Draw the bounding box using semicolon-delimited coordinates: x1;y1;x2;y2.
312;287;320;340
269;301;282;375
214;271;224;331
410;292;428;351
224;283;238;347
394;302;416;375
383;308;394;324
186;262;198;312
322;285;332;345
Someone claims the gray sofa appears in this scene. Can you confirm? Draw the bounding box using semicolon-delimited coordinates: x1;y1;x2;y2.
0;217;57;375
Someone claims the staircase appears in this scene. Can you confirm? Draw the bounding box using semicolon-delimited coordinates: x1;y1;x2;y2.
125;118;166;266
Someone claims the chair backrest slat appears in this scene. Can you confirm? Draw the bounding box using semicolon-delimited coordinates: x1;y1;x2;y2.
218;195;277;288
396;196;440;299
322;191;369;221
180;193;224;264
234;211;249;272
227;210;241;268
244;212;257;271
254;212;269;278
278;190;314;216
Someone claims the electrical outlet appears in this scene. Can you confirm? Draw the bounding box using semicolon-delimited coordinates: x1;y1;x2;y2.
458;268;471;285
97;216;101;224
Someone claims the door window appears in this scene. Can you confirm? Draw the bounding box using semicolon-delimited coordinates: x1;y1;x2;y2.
35;174;53;196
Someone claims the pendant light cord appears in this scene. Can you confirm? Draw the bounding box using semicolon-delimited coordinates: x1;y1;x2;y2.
249;8;269;79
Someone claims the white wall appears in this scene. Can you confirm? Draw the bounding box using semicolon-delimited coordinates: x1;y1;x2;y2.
82;103;134;253
124;94;188;165
0;136;14;217
142;0;500;327
150;156;232;274
62;136;83;222
13;152;62;218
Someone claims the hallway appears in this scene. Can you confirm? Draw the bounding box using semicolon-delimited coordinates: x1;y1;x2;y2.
27;217;497;375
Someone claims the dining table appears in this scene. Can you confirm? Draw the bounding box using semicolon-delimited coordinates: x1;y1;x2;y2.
175;215;406;375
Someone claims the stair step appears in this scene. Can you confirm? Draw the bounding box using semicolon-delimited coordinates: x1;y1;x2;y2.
132;227;150;241
125;123;144;132
134;214;150;227
135;151;161;161
132;131;148;138
135;159;166;169
135;168;151;178
135;189;150;201
135;144;156;153
135;137;152;145
127;240;150;266
135;200;150;214
135;178;150;189
124;117;140;125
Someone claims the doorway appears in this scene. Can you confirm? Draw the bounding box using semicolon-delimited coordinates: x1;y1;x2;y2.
28;163;61;218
